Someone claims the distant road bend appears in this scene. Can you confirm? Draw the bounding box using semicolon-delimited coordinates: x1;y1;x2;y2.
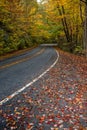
0;46;58;104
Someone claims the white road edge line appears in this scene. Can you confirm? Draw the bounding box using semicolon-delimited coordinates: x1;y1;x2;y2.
0;50;59;105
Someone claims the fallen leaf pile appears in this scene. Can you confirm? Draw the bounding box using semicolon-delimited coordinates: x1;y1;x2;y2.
0;49;87;130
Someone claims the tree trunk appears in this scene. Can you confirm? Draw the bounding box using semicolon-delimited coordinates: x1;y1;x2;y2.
84;1;87;57
80;0;87;57
57;5;71;42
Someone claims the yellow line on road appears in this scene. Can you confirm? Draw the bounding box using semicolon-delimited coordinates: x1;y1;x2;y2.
0;49;59;105
0;48;45;70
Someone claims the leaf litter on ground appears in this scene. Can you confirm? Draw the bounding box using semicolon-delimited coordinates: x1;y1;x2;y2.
0;49;87;130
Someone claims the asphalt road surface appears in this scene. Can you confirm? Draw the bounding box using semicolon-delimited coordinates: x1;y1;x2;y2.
0;47;58;102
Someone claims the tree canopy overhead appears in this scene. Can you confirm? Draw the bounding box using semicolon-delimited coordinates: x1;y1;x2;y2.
0;0;87;56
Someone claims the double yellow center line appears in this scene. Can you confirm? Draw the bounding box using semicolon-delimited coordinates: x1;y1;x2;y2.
0;48;45;70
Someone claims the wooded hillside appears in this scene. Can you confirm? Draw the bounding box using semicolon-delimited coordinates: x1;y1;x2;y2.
0;0;87;56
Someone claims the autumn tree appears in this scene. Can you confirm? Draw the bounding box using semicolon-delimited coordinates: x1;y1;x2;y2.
39;0;85;53
80;0;87;57
0;0;87;56
0;0;38;55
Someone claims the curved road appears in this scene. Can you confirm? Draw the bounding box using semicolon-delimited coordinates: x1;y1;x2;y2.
0;47;58;103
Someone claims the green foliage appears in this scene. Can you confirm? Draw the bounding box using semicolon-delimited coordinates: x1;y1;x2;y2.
0;0;39;55
0;0;85;56
3;47;11;53
74;46;83;54
18;39;26;50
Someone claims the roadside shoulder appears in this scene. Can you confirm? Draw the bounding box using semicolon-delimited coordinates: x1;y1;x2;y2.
0;46;38;61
